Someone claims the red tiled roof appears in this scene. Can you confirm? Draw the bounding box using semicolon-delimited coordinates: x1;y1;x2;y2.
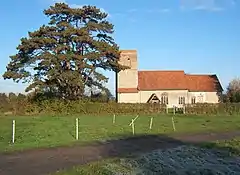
117;71;223;93
186;74;223;92
117;88;138;93
138;71;188;90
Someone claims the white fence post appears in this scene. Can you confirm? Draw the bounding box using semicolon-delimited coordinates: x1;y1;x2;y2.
113;114;116;124
172;117;176;131
12;120;15;144
129;115;139;135
149;117;153;130
129;115;139;126
76;118;79;140
132;119;135;135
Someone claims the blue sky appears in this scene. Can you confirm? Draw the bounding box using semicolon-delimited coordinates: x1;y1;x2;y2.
0;0;239;94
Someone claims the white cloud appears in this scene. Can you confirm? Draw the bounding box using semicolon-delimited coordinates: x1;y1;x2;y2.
129;18;137;23
128;9;138;13
145;8;171;14
158;8;171;13
193;6;224;11
231;0;236;5
69;4;82;8
52;0;66;3
180;0;235;12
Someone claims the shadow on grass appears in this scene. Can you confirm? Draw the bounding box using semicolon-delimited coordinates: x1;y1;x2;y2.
0;133;239;175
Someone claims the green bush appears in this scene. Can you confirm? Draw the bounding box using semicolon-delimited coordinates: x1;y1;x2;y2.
185;103;240;115
1;97;240;116
0;99;167;116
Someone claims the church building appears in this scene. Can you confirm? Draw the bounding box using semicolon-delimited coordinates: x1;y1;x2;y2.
116;50;223;107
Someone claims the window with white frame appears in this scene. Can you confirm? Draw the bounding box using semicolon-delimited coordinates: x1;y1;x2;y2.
179;96;185;104
191;96;196;104
161;93;168;104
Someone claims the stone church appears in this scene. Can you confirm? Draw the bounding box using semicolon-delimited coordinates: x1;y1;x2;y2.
116;50;223;107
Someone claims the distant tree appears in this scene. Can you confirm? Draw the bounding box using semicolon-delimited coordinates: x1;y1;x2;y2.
226;78;240;103
220;93;228;103
0;93;8;103
90;88;113;102
8;92;17;102
7;92;18;114
0;93;9;112
17;93;26;100
3;3;127;100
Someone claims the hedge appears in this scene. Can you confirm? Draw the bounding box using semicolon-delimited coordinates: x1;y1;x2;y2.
1;99;240;116
185;103;240;115
0;100;166;116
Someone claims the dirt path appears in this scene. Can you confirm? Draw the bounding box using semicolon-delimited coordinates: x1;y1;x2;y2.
0;131;240;175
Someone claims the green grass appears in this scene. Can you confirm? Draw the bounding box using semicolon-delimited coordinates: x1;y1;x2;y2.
0;114;240;152
53;138;240;175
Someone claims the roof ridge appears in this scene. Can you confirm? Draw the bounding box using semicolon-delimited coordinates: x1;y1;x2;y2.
120;50;137;52
138;70;185;72
185;74;216;76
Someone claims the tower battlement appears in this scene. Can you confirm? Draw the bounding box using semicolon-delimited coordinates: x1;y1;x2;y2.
116;49;138;91
119;50;138;69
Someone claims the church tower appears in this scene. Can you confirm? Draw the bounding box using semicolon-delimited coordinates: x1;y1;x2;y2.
116;50;138;102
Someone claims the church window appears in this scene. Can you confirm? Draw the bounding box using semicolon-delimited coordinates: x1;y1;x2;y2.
179;96;185;104
161;93;168;104
191;96;196;104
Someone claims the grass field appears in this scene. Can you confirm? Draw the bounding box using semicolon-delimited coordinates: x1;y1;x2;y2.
53;138;240;175
0;114;240;152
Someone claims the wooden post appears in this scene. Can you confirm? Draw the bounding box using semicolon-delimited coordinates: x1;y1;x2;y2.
149;117;153;130
113;114;116;124
12;120;15;144
173;106;176;115
76;118;79;140
132;119;135;135
129;115;139;126
172;117;176;131
183;105;186;114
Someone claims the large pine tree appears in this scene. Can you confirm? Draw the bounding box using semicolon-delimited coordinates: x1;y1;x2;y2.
3;3;126;100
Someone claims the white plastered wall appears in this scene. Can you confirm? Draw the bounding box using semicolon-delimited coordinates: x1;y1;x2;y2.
118;92;140;103
139;90;188;107
188;92;220;103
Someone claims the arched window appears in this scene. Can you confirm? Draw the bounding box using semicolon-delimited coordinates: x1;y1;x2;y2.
161;93;168;104
179;96;185;104
191;96;196;104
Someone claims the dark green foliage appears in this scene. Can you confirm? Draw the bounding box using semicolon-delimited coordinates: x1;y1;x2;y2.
185;103;240;115
25;101;167;116
0;93;9;112
228;91;240;103
0;93;28;115
0;93;166;115
1;92;240;116
3;3;127;100
90;88;114;103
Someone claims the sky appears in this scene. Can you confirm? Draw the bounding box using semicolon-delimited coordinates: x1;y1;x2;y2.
0;0;239;94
